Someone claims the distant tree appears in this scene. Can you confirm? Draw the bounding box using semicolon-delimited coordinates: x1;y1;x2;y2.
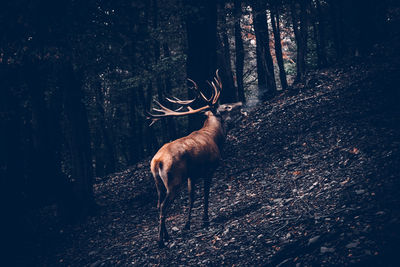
234;0;246;102
252;0;277;100
313;0;328;67
185;0;217;130
217;2;237;103
328;0;345;59
60;62;96;217
270;1;288;90
291;0;309;82
162;42;178;141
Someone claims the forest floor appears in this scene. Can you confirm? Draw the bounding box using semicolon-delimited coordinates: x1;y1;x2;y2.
35;44;400;266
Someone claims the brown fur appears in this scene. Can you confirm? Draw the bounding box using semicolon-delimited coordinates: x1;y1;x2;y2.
150;111;224;248
151;112;223;188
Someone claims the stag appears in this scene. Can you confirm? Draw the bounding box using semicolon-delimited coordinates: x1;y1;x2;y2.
147;71;241;248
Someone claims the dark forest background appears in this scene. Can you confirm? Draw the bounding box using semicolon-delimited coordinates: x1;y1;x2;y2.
1;0;398;256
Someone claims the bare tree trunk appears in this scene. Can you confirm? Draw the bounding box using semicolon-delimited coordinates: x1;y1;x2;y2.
252;0;277;100
218;3;237;103
24;60;75;221
185;0;217;131
152;0;170;144
60;62;96;218
141;82;159;155
128;86;144;164
291;0;308;83
234;0;245;103
94;81;116;175
315;0;328;66
329;0;345;59
270;5;288;90
162;43;177;141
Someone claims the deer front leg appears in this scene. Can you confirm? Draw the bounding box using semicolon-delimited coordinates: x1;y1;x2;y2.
184;177;195;230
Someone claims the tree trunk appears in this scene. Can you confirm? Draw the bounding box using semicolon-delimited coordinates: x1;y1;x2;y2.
24;60;75;220
162;42;177;141
315;0;328;66
128;86;143;164
270;5;288;90
140;82;159;154
312;19;323;67
291;0;308;82
329;0;345;59
252;0;277;100
60;62;95;217
185;0;217;131
94;81;116;175
234;0;245;103
152;0;170;144
218;3;237;103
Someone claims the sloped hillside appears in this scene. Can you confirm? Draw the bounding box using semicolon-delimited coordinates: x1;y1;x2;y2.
38;48;400;266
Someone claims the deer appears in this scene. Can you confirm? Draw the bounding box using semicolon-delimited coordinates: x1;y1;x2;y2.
147;70;241;248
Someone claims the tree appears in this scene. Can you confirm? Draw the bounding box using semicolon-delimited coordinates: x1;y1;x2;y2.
252;0;277;100
291;0;309;82
328;0;345;59
234;0;246;102
185;0;217;130
270;2;288;90
313;0;328;67
217;2;237;103
60;62;96;217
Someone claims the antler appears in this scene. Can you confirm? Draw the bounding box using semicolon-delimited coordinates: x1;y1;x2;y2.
147;70;222;125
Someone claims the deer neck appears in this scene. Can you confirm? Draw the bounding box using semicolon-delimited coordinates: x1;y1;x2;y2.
200;113;225;147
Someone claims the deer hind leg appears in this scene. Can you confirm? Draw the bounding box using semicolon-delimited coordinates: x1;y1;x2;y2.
153;174;165;210
184;177;195;230
158;188;175;248
202;176;211;228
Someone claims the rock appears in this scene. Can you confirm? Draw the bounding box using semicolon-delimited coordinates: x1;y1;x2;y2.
320;246;335;253
355;189;365;195
346;241;360;249
276;258;292;267
308;235;320;245
88;251;97;256
89;260;103;267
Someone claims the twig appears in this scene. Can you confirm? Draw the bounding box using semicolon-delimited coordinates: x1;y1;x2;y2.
272;220;289;236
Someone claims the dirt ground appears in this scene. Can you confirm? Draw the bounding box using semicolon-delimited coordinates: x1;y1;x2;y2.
27;42;400;266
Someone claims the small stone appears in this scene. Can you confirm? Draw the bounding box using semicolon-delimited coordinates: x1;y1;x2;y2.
346;241;360;249
223;228;230;235
308;235;320;245
320;246;335;253
172;226;179;231
88;251;97;256
89;260;102;267
355;189;365;195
